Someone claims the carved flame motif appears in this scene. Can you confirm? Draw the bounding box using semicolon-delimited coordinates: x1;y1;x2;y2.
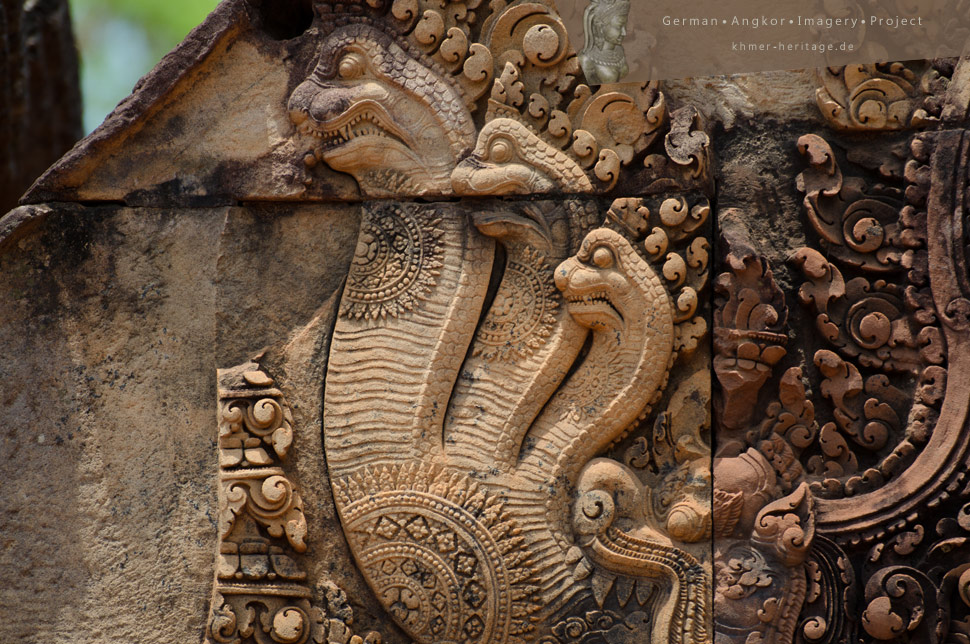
816;64;923;131
323;197;710;642
814;62;955;132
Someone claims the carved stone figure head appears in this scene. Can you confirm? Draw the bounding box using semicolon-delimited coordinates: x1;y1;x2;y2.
600;6;629;47
578;0;630;84
555;228;640;332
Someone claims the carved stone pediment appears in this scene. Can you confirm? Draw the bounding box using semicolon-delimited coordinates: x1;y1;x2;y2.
4;1;970;643
24;0;711;204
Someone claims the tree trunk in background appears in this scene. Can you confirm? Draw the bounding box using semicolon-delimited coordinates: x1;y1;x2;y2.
1;0;81;211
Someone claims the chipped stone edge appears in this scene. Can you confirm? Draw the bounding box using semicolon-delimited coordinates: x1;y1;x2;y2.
20;0;253;206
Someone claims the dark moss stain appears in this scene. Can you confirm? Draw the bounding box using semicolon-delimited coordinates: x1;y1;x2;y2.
282;24;328;97
124;178;234;208
210;159;261;203
12;208;101;324
163;114;186;140
40;208;98;270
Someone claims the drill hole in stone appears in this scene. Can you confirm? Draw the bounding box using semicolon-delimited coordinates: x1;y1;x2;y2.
249;0;315;40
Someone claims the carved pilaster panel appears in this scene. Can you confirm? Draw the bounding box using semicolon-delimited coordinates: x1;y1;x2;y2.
205;364;380;644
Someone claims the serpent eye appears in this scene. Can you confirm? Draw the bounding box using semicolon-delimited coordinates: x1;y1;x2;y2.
489;139;514;163
592;246;614;268
338;53;366;80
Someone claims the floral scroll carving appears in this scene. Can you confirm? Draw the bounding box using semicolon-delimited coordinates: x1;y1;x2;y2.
792;134;948;500
287;0;712;197
815;62;954;132
712;58;970;644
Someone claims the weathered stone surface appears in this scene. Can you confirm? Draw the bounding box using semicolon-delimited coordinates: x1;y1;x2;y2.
0;204;221;643
664;71;820;130
216;202;361;366
23;2;358;205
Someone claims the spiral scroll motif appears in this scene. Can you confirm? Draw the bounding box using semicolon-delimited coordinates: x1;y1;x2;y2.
844;294;903;354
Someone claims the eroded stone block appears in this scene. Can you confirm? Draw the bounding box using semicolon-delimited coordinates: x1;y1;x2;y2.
0;204;222;643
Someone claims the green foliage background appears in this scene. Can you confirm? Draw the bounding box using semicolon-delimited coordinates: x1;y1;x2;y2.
70;0;221;133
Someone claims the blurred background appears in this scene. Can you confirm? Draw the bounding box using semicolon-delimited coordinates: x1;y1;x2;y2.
69;0;221;133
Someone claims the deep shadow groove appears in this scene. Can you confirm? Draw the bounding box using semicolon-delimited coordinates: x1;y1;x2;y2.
440;239;507;448
320;275;347;455
708;161;720;609
515;329;594;464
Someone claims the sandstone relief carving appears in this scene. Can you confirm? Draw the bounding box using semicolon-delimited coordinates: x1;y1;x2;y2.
815;62;955;131
206;194;712;642
219;3;970;641
322;195;710;643
711;62;970;644
713;219;819;644
286;0;711;198
204;1;716;641
8;0;970;642
206;364;380;644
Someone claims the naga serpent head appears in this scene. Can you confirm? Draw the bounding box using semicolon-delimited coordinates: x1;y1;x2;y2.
288;24;475;196
452;119;593;195
554;228;642;332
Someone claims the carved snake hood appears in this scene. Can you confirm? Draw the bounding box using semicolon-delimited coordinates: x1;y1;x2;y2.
321;199;685;643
